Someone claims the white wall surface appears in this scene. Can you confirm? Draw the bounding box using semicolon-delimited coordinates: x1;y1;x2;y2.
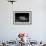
0;0;46;41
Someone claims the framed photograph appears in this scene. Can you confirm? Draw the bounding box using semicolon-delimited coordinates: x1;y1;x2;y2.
13;11;32;25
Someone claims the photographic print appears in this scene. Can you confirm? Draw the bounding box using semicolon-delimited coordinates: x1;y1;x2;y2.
13;11;32;25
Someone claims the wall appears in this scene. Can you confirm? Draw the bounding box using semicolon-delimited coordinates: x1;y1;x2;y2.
0;0;46;41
